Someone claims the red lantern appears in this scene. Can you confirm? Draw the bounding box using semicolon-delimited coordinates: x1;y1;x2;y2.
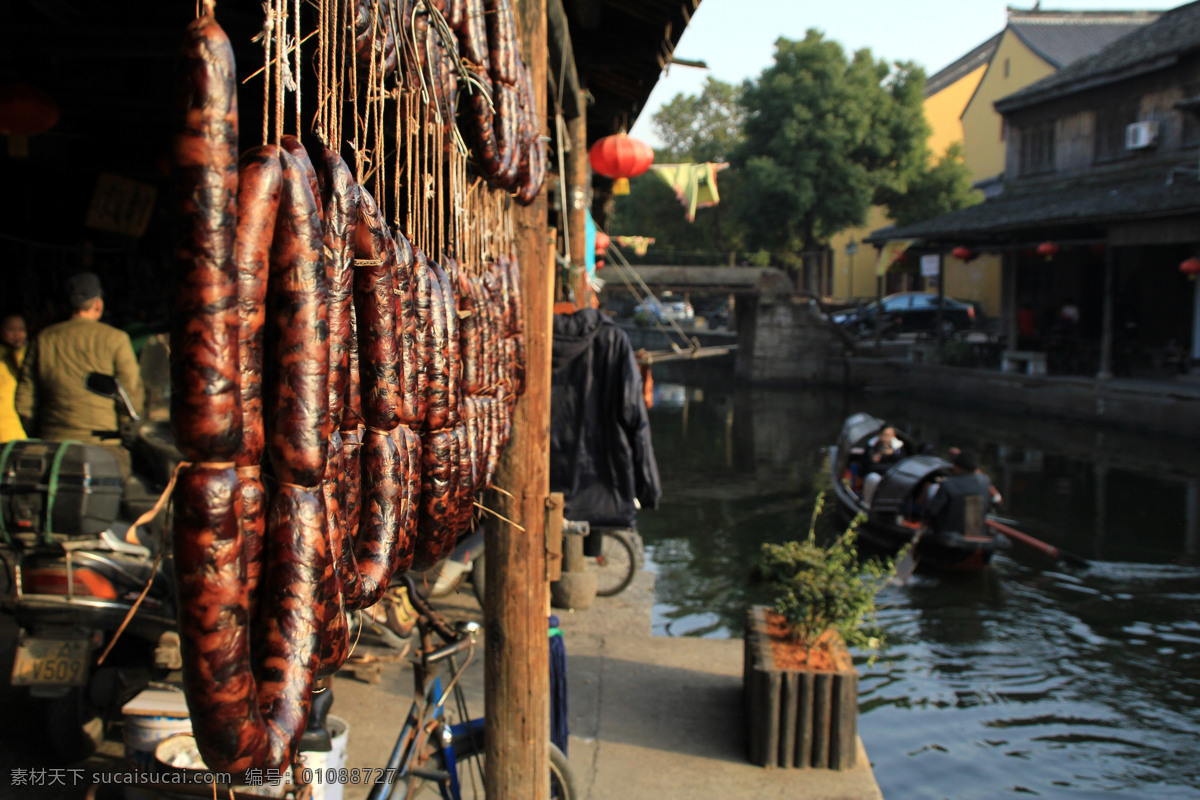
594;230;610;256
0;83;59;136
1036;241;1060;260
951;246;975;262
1180;257;1200;278
589;133;654;195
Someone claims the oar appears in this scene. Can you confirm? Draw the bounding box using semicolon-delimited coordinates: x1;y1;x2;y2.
985;518;1090;568
890;528;926;584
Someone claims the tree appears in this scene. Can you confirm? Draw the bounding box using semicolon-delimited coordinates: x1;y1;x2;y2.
879;142;981;227
651;77;745;163
607;79;748;262
733;31;933;261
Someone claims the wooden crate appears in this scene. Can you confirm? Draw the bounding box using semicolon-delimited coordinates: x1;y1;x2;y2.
744;606;858;770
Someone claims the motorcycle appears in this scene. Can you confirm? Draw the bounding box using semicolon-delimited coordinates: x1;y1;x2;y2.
0;372;182;761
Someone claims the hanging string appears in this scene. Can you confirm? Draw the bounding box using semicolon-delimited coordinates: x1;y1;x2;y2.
274;0;285;144
293;0;301;136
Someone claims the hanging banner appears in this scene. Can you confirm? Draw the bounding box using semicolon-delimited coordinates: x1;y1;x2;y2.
875;239;916;276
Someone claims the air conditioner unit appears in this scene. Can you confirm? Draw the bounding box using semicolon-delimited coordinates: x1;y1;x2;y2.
1125;120;1160;150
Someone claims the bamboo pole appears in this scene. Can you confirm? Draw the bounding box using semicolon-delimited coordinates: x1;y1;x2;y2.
484;0;551;795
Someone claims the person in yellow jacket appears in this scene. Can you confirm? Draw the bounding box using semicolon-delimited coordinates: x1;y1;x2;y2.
15;273;143;457
0;312;27;442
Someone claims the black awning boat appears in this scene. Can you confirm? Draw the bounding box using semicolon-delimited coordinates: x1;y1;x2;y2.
829;413;1003;573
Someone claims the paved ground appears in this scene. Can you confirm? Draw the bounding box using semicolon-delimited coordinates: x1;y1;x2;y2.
335;569;883;800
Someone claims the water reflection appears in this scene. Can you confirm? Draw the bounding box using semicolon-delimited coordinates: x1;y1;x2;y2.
641;381;1200;799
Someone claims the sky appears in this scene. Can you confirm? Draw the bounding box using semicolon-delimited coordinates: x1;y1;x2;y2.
630;0;1180;145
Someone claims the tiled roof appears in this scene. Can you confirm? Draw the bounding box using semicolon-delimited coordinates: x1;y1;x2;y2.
926;33;1002;97
997;2;1200;112
866;168;1200;244
1008;9;1162;69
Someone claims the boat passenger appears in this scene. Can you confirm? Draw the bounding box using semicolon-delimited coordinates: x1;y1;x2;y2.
867;425;904;471
923;448;995;539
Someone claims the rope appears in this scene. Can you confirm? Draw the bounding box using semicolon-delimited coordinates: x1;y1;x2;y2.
293;0;301;136
473;500;525;532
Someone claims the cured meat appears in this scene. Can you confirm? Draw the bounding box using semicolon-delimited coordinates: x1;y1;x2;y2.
484;0;518;87
173;463;264;773
454;421;474;535
429;258;460;426
412;250;432;425
256;483;327;768
281;136;324;224
344;303;364;431
236;470;268;619
337;425;364;606
390;425;419;576
265;149;330;489
353;189;401;432
423;270;450;431
318;432;350;677
232;145;281;469
316;147;360;431
231;145;281;610
349;430;403;609
457;271;482;395
505;253;524;334
490;82;522;189
412;429;457;570
393;232;421;427
171;14;241;461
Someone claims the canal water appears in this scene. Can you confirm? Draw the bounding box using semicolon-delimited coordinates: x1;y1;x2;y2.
640;380;1200;799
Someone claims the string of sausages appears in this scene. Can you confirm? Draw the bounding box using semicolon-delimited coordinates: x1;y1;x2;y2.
170;9;529;774
352;0;545;203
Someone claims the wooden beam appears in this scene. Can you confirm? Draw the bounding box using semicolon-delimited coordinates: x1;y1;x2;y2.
484;0;551;797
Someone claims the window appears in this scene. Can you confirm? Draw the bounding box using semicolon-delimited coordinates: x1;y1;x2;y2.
910;295;937;309
1095;100;1138;164
1020;122;1056;176
882;296;910;312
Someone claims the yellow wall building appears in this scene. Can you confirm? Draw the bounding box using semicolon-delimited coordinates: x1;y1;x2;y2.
833;8;1158;317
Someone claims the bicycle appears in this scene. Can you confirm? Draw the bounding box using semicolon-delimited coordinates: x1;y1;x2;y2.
365;574;576;800
582;526;640;597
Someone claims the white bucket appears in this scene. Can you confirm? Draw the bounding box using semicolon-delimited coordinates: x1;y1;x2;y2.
122;688;193;800
149;717;350;800
289;715;351;800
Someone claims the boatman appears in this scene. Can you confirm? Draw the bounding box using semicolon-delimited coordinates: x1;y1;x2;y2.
923;448;995;540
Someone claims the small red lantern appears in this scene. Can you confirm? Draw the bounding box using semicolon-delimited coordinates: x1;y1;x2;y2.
594;230;610;256
589;133;654;195
0;83;59;135
951;246;975;262
1036;241;1060;260
1180;257;1200;279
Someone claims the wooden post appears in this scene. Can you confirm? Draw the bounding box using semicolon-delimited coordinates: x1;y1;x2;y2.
567;96;590;308
485;0;550;794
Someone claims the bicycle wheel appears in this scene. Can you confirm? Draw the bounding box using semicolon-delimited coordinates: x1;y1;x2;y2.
592;530;637;597
442;737;577;800
549;742;577;800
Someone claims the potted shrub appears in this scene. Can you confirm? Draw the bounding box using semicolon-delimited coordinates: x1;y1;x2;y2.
744;495;898;770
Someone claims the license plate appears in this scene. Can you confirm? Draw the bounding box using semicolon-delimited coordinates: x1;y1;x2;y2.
11;635;91;686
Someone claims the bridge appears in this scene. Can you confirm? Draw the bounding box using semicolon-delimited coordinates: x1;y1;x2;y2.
601;265;848;384
602;264;794;297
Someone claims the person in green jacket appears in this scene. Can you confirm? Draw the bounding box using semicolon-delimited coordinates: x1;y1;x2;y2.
14;273;144;461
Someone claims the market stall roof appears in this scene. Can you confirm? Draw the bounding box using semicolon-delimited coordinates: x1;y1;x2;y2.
564;0;702;142
865;167;1200;247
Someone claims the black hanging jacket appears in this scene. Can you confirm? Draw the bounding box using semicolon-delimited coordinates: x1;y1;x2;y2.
550;310;661;528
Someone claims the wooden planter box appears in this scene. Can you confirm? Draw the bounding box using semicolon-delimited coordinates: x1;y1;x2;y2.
743;606;858;770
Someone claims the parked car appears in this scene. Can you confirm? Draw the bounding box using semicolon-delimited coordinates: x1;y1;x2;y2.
831;292;976;337
633;292;694;325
